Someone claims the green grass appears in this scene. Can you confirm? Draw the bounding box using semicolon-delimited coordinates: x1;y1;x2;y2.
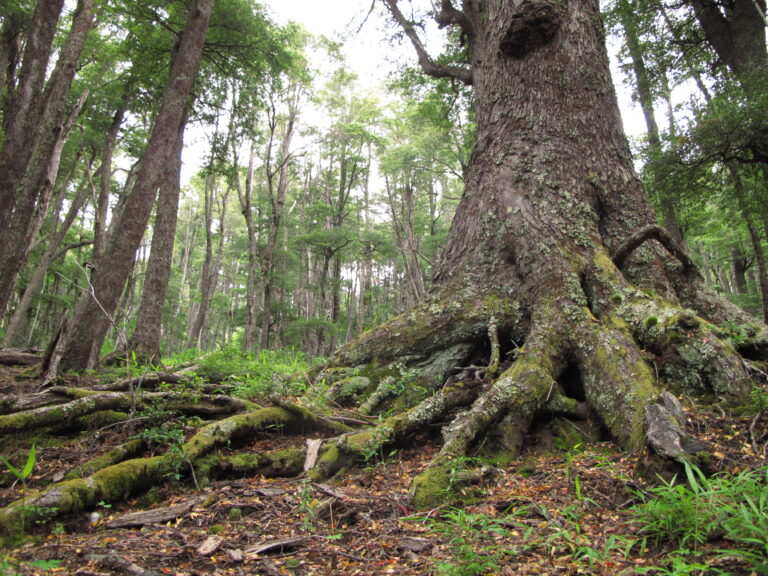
631;462;768;574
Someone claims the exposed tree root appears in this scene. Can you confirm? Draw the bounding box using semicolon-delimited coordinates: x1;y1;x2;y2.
0;249;766;541
0;390;248;434
64;439;148;480
0;404;336;542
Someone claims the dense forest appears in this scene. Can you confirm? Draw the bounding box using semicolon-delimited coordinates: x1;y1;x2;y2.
0;0;468;366
1;0;768;574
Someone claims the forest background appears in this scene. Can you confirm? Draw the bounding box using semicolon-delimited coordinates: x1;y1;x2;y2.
0;0;766;368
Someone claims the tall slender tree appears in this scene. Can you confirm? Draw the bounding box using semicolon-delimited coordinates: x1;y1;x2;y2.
60;0;216;371
126;113;187;362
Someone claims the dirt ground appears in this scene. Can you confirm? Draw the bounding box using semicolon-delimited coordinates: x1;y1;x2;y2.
1;365;766;576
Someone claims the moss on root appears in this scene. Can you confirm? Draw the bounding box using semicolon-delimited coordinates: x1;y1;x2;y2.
195;449;305;485
410;460;455;509
64;439;147;480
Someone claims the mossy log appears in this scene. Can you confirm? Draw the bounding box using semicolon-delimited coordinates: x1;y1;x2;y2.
64;439;148;480
194;448;305;483
0;350;42;366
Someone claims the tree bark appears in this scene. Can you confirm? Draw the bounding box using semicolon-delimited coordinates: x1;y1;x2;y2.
127;114;187;362
0;4;24;110
61;0;216;371
0;0;92;317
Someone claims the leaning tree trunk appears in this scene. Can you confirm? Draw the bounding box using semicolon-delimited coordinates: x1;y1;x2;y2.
60;0;215;371
126;115;187;362
0;0;91;318
302;0;768;507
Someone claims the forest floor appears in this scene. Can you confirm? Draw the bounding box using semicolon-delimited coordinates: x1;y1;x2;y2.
0;364;767;576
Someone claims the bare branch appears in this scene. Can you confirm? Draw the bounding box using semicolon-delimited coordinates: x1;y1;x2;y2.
382;0;473;85
435;0;473;36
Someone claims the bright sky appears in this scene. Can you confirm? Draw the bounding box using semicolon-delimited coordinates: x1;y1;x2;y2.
265;0;649;137
266;0;408;89
180;1;649;183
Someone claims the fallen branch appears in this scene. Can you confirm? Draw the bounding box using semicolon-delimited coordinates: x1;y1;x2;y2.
105;496;207;528
0;350;42;366
85;553;165;576
0;390;248;434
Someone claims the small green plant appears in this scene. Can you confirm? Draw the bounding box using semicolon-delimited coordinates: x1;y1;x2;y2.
190;347;308;399
0;445;36;537
635;552;727;575
632;463;768;573
296;481;317;532
0;445;36;489
0;555;62;576
133;422;185;454
425;507;522;576
631;462;720;549
361;417;397;467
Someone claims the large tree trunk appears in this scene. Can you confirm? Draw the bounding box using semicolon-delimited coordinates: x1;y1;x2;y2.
303;0;768;507
127;115;187;362
60;0;215;371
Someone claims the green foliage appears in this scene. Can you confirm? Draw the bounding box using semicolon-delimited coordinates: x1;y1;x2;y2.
0;555;62;576
192;347;308;398
632;463;768;572
425;508;516;576
0;445;36;486
0;445;36;540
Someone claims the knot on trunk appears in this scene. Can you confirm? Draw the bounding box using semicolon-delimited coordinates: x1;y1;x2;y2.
499;1;561;59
